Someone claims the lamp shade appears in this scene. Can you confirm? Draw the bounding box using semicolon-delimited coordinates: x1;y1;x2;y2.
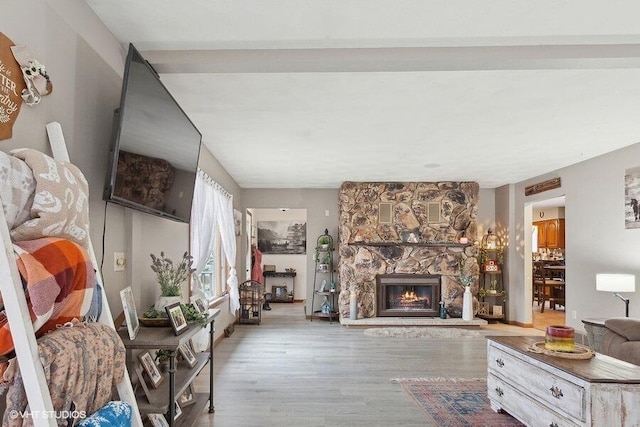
596;274;636;292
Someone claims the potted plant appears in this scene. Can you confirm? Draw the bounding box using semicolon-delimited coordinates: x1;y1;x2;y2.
150;251;196;310
318;235;331;250
155;349;173;372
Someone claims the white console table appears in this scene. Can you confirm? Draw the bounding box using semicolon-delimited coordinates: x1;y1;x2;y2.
487;335;640;426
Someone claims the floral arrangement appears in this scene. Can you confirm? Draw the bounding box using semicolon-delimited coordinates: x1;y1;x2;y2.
150;251;195;297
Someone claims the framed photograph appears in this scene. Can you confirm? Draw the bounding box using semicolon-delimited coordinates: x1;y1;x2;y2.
138;351;163;388
120;286;139;339
178;342;198;368
147;414;169;427
492;305;503;316
165;302;188;335
174;401;182;420
191;296;207;313
178;384;196;407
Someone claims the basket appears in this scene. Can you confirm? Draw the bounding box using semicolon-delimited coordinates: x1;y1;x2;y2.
139;317;170;327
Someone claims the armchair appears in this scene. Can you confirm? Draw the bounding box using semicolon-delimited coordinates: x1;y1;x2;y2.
600;317;640;365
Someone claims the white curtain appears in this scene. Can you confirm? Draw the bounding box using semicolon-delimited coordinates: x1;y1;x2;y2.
190;173;216;276
189;170;239;312
213;188;239;313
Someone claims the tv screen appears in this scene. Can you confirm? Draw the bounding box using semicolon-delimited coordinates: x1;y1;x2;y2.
104;43;201;223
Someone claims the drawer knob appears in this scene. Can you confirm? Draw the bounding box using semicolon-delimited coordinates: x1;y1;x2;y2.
495;387;504;397
496;358;505;367
549;385;563;399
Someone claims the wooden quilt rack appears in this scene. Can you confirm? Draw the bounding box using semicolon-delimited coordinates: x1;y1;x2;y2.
0;122;142;427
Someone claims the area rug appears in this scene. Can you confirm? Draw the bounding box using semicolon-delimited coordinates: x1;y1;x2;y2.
364;327;482;339
392;378;524;426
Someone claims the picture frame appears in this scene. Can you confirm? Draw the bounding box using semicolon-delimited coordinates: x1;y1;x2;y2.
174;401;182;420
178;342;198;368
234;208;242;236
191;296;207;313
147;414;169;427
492;305;503;316
120;286;139;340
178;384;196;407
138;351;163;388
165;302;188;335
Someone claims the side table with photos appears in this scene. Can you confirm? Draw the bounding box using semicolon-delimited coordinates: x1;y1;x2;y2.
118;308;220;427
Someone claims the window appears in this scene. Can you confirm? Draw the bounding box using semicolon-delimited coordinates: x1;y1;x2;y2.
198;231;227;302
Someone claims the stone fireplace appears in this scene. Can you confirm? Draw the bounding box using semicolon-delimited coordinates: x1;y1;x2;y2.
337;181;480;323
376;274;440;317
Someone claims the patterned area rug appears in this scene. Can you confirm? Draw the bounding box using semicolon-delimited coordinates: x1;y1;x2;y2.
364;327;482;338
393;378;524;426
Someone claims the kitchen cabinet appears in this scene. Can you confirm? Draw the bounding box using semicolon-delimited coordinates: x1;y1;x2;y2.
533;219;565;249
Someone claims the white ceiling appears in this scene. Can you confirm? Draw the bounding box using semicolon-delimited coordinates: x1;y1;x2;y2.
85;1;640;189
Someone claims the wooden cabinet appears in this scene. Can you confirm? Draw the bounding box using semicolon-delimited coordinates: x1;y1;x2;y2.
119;309;219;427
487;335;640;426
534;218;565;249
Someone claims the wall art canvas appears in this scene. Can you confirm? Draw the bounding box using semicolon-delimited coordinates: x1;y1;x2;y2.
625;167;640;229
257;221;306;254
234;209;242;236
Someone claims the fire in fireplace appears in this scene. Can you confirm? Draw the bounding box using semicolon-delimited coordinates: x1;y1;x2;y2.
376;274;441;317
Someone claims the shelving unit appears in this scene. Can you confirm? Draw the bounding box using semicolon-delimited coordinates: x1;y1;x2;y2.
477;229;505;322
239;280;262;324
310;229;338;323
118;309;219;427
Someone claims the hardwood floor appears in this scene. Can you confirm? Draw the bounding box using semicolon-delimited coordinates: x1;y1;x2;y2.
532;302;566;331
193;303;543;426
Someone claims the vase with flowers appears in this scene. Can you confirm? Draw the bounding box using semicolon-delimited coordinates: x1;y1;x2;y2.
150;251;196;310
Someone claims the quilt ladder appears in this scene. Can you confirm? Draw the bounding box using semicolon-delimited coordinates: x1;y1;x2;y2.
0;122;143;427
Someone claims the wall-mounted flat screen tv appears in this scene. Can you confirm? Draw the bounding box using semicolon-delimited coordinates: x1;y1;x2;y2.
104;43;201;223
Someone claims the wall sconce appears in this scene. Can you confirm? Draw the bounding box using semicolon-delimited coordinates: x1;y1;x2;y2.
596;273;636;317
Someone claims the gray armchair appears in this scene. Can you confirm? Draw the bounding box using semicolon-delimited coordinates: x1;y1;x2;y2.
600;317;640;365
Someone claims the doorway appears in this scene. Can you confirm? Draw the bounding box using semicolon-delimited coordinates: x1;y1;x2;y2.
527;196;566;331
244;208;308;304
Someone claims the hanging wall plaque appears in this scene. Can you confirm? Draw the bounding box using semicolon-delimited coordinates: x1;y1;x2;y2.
0;32;26;141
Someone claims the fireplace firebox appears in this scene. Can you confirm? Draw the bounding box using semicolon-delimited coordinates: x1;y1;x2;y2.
376;274;441;317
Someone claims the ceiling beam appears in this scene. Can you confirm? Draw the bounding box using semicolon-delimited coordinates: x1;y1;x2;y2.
143;44;640;74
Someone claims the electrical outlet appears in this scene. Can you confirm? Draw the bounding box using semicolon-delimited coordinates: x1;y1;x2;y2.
114;252;126;271
572;310;577;319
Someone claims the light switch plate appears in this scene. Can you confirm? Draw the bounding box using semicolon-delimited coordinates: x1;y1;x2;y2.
114;252;126;271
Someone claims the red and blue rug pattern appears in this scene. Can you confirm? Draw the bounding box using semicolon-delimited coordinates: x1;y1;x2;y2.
394;378;524;427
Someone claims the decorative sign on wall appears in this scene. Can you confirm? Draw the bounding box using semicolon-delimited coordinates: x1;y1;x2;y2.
524;177;561;196
0;32;26;141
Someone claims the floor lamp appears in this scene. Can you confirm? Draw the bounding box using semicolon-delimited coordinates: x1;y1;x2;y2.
596;273;636;317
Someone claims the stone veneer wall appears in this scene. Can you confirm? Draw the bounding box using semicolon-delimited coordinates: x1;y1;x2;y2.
337;182;480;322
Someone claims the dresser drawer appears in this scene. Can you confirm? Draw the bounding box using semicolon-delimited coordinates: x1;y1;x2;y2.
488;373;581;427
488;343;585;422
